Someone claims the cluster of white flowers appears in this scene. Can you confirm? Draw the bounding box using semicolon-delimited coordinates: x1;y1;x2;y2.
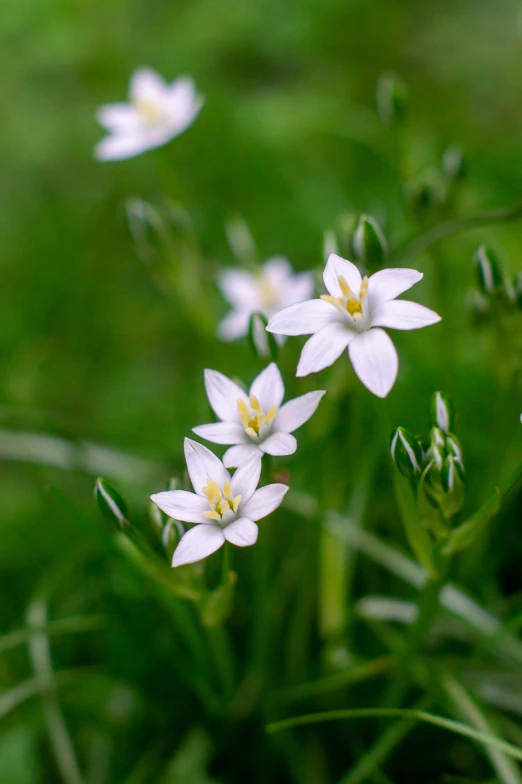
96;68;442;566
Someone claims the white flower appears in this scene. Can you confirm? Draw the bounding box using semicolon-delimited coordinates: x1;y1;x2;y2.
151;439;288;566
267;254;441;398
94;68;203;162
217;257;314;349
192;363;325;467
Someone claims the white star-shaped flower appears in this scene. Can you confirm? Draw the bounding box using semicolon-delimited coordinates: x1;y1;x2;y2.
217;257;314;347
151;439;288;566
192;363;325;467
267;254;441;398
94;68;203;162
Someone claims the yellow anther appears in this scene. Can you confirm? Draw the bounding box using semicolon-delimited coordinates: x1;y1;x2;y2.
360;276;369;301
321;294;343;308
232;495;241;512
223;480;233;501
204;510;220;520
216;499;231;516
134;98;163;124
249;395;263;413
245;426;258;439
338;276;353;297
265;405;277;424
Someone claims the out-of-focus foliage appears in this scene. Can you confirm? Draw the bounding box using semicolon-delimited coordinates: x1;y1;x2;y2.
2;0;522;782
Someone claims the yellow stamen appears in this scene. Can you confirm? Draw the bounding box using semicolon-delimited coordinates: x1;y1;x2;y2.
216;499;231;516
223;480;233;501
232;495;241;512
134;98;163;123
338;276;353;297
204;510;220;520
265;405;277;424
245;426;258;439
346;298;363;317
321;294;343;307
249;395;263;413
360;275;369;301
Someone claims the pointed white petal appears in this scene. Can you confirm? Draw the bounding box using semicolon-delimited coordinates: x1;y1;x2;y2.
296;323;355;377
274;390;326;433
370;300;441;331
184;438;230;496
368;268;423;309
172;524;225;566
96;103;140;132
249;363;285;410
263;256;293;282
130;67;168;103
348;328;399;398
94;132;157;162
231;454;262;502
223;517;258;547
192;422;248;445
217;309;252;341
218;268;260;309
281;271;315;307
150;490;209;523
323;254;362;297
259;432;297;456
267;299;338;336
203;369;248;422
241;484;289;521
223;444;261;468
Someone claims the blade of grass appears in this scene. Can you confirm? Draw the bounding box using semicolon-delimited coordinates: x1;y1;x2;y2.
276;656;394;704
443;675;522;784
0;615;104;653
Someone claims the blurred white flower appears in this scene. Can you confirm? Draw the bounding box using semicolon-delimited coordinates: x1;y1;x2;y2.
94;68;203;161
151;438;288;566
193;363;325;467
267;254;441;398
217;257;314;352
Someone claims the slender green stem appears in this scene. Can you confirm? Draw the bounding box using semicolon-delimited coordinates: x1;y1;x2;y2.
390;203;522;265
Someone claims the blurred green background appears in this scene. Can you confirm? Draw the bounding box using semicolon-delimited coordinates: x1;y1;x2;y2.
2;0;522;781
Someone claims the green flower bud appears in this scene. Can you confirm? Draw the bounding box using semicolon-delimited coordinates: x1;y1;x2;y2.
440;455;465;519
445;433;464;471
376;72;408;125
94;478;129;530
473;245;502;295
353;215;388;270
430;392;454;434
429;443;445;472
429;426;446;450
442;146;465;181
248;312;278;361
390;427;423;479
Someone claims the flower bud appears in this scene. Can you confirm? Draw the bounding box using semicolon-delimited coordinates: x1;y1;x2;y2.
445;433;464;471
94;478;129;530
430;392;454;434
376;72;408;125
473;245;502;295
429;443;445;472
249;312;278;361
390;427;423;479
353;215;388;270
429;426;446;450
440;455;465;519
442;146;465;181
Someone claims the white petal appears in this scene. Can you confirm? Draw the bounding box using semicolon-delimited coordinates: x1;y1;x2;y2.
172;524;225;566
370;300;442;331
218;269;259;308
263;256;293;283
94;132;157;162
296;323;355;377
192;422;248;445
184;438;230;496
150;490;209;523
274;390;326;433
241;484;289;521
231;454;262;502
96;103;140;132
368;268;423;309
203;369;248;422
267;300;338;336
281;271;315;307
348;328;399;398
223;444;261;468
260;432;297;456
249;363;285;410
223;517;258;547
217;309;251;341
130;67;168;104
323;254;362;297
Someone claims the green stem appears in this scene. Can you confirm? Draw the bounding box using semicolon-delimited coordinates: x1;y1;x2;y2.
390;203;522;265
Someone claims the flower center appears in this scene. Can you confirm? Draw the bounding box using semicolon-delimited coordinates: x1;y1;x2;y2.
321;275;369;321
258;275;278;310
134;98;164;125
202;478;241;521
237;395;277;439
